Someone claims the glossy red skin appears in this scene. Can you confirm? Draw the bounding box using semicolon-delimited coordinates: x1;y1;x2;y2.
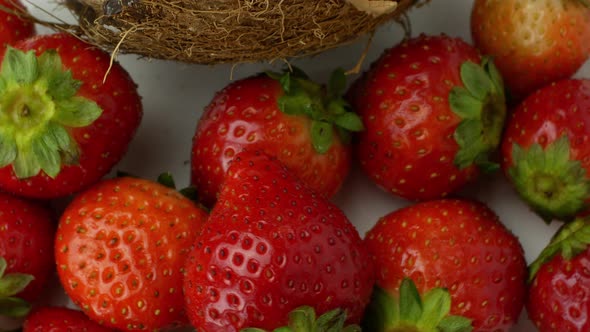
365;199;527;331
527;248;590;332
191;74;351;208
0;0;35;47
184;151;374;331
471;0;590;99
0;192;54;302
23;306;114;332
55;177;208;331
350;34;480;201
0;33;142;199
501;80;590;185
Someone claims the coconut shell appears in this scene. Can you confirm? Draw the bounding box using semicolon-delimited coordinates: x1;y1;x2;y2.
65;0;420;64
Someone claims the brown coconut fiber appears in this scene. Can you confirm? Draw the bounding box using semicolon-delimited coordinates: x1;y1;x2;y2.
61;0;421;65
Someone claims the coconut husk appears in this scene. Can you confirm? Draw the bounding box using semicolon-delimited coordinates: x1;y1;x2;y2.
61;0;420;65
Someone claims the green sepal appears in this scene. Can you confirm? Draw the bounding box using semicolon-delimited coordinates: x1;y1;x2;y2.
399;278;423;323
157;172;176;189
241;306;359;332
267;68;363;154
0;258;33;318
460;61;493;101
37;50;80;100
0;47;104;179
508;135;590;222
0;273;34;298
450;57;506;171
0;130;17;168
1;48;38;85
529;217;590;281
335;112;364;132
449;87;483;119
438;316;474;332
53;97;101;127
0;297;31;318
579;0;589;7
155;172;207;211
482;57;504;95
362;278;473;332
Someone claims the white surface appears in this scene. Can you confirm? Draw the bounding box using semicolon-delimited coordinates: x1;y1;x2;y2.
18;0;590;331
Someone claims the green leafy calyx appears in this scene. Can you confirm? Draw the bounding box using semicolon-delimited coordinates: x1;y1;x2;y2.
529;217;590;281
450;57;506;172
362;278;473;332
241;306;360;332
0;257;33;318
0;47;103;179
508;135;590;222
267;68;363;154
156;172;202;203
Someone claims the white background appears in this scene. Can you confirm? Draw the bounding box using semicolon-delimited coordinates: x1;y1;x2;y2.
17;0;590;331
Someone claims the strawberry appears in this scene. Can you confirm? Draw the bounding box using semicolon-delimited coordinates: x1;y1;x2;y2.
183;151;374;331
527;217;590;332
54;176;208;331
191;69;362;207
22;306;113;331
0;0;35;47
0;33;142;199
471;0;590;99
501;79;590;222
349;34;507;201
364;199;527;331
0;192;54;318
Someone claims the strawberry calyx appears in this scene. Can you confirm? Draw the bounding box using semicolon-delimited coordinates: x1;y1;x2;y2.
508;135;590;222
0;46;102;179
450;56;506;172
529;217;590;281
156;172;203;206
0;257;34;318
363;278;473;332
241;306;360;332
267;68;364;154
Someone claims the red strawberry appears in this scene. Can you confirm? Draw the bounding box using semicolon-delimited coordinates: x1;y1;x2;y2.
54;176;208;331
471;0;590;99
0;33;142;199
349;34;507;201
0;0;35;47
501;79;590;222
191;69;362;207
364;199;527;331
23;306;113;331
527;217;590;332
183;151;374;331
0;192;54;318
